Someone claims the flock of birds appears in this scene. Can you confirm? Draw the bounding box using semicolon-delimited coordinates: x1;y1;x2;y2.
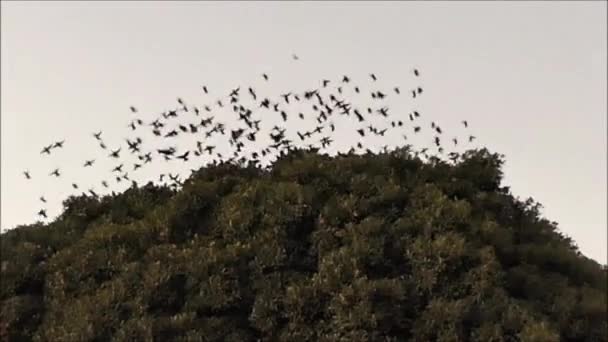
22;59;477;221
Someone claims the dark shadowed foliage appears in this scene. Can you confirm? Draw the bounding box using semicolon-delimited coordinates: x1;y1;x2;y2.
1;148;606;341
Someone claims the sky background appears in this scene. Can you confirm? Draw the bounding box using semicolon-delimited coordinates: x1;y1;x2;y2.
1;1;606;264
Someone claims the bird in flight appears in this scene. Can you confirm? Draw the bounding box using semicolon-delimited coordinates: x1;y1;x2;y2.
40;196;47;203
109;148;121;158
462;120;468;128
84;159;95;167
370;73;377;81
41;144;53;155
93;131;103;140
23;170;31;179
130;106;137;113
37;209;47;218
292;54;299;60
53;140;65;149
176;151;190;162
413;68;419;76
49;169;60;177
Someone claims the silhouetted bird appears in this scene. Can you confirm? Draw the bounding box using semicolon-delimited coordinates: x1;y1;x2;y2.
40;196;46;203
109;148;121;158
249;87;257;100
414;69;419;76
84;159;95;167
50;169;60;177
370;73;377;81
41;145;53;155
130;106;137;113
38;209;47;218
176;151;190;162
53;140;65;148
262;73;269;81
24;171;31;179
462;120;468;128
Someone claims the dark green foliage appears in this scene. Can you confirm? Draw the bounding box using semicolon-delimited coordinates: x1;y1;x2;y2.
1;148;605;341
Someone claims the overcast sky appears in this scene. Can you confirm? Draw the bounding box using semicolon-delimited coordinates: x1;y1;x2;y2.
1;1;606;264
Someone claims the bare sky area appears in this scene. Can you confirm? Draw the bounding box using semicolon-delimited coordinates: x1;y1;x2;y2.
1;1;606;264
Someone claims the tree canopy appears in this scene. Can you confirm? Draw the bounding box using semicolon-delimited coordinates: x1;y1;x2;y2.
1;147;606;341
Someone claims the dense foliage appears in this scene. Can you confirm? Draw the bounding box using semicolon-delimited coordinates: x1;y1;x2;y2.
1;148;606;341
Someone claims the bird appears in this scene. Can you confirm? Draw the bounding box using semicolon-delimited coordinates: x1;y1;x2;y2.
83;159;95;167
248;87;257;100
262;73;269;81
112;164;124;173
53;140;65;148
462;120;468;128
72;183;79;189
413;68;419;76
40;196;46;203
370;73;377;81
130;106;137;113
176;151;190;162
109;148;121;158
292;54;299;60
41;145;53;155
49;169;60;177
23;171;31;179
202;86;208;94
37;209;47;218
93;131;102;140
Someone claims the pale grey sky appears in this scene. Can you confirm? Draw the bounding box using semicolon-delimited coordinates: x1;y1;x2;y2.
1;1;606;264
